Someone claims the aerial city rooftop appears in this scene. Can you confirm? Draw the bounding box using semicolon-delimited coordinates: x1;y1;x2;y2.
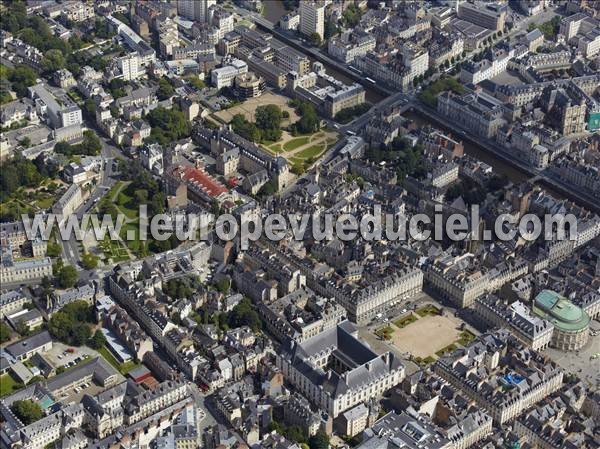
0;1;599;449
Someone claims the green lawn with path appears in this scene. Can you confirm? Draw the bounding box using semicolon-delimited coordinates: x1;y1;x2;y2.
269;143;283;153
283;136;310;151
119;221;145;256
296;144;326;159
98;235;130;262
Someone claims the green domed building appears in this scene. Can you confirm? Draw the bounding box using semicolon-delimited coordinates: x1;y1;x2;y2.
533;290;590;351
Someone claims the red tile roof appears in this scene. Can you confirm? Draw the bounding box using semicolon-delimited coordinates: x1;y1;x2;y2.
175;165;228;198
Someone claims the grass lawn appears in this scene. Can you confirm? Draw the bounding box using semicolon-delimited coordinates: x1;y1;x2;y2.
119;221;144;256
394;314;419;328
435;343;458;357
415;305;441;317
296;144;326;159
283;136;310;151
269;143;283;153
98;346;141;375
414;356;437;366
107;181;139;220
289;158;306;174
457;330;476;346
375;325;395;340
0;199;36;219
0;373;22;397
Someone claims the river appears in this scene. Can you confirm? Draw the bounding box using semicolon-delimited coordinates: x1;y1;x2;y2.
403;110;529;183
262;0;288;24
262;2;564;198
403;110;572;203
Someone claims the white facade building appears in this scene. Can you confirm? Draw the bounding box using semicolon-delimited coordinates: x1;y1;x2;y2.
211;58;248;89
178;0;215;22
117;52;142;81
299;1;325;40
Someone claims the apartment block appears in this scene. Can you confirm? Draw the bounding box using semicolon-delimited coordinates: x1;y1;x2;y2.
28;84;82;130
434;330;563;425
299;1;325;40
437;90;506;138
458;1;506;32
474;295;554;350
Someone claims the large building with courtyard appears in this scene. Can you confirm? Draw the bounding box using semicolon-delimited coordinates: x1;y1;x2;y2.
276;320;405;418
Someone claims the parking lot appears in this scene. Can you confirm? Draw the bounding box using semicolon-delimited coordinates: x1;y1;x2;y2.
45;341;100;370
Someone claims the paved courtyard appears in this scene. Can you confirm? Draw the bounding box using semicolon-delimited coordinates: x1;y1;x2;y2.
545;323;600;389
390;314;464;358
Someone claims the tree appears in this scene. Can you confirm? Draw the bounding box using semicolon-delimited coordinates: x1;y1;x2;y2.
8;65;38;98
48;300;94;346
54;130;101;156
324;20;339;40
309;32;322;47
215;278;231;294
257;180;277;198
164;275;202;299
334;103;371;124
157;77;174;100
68;35;86;51
108;78;127;98
0;322;11;343
186;76;205;90
308;431;330;449
282;0;299;10
113;11;131;26
342;3;363;27
255;104;283;141
0;155;45;196
42;49;65;74
231;114;261;142
146;106;192;144
16;322;30;337
57;264;78;288
227;297;261;332
19;137;31;148
81;252;99;269
291;101;320;134
87;329;107;349
10;400;43;425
